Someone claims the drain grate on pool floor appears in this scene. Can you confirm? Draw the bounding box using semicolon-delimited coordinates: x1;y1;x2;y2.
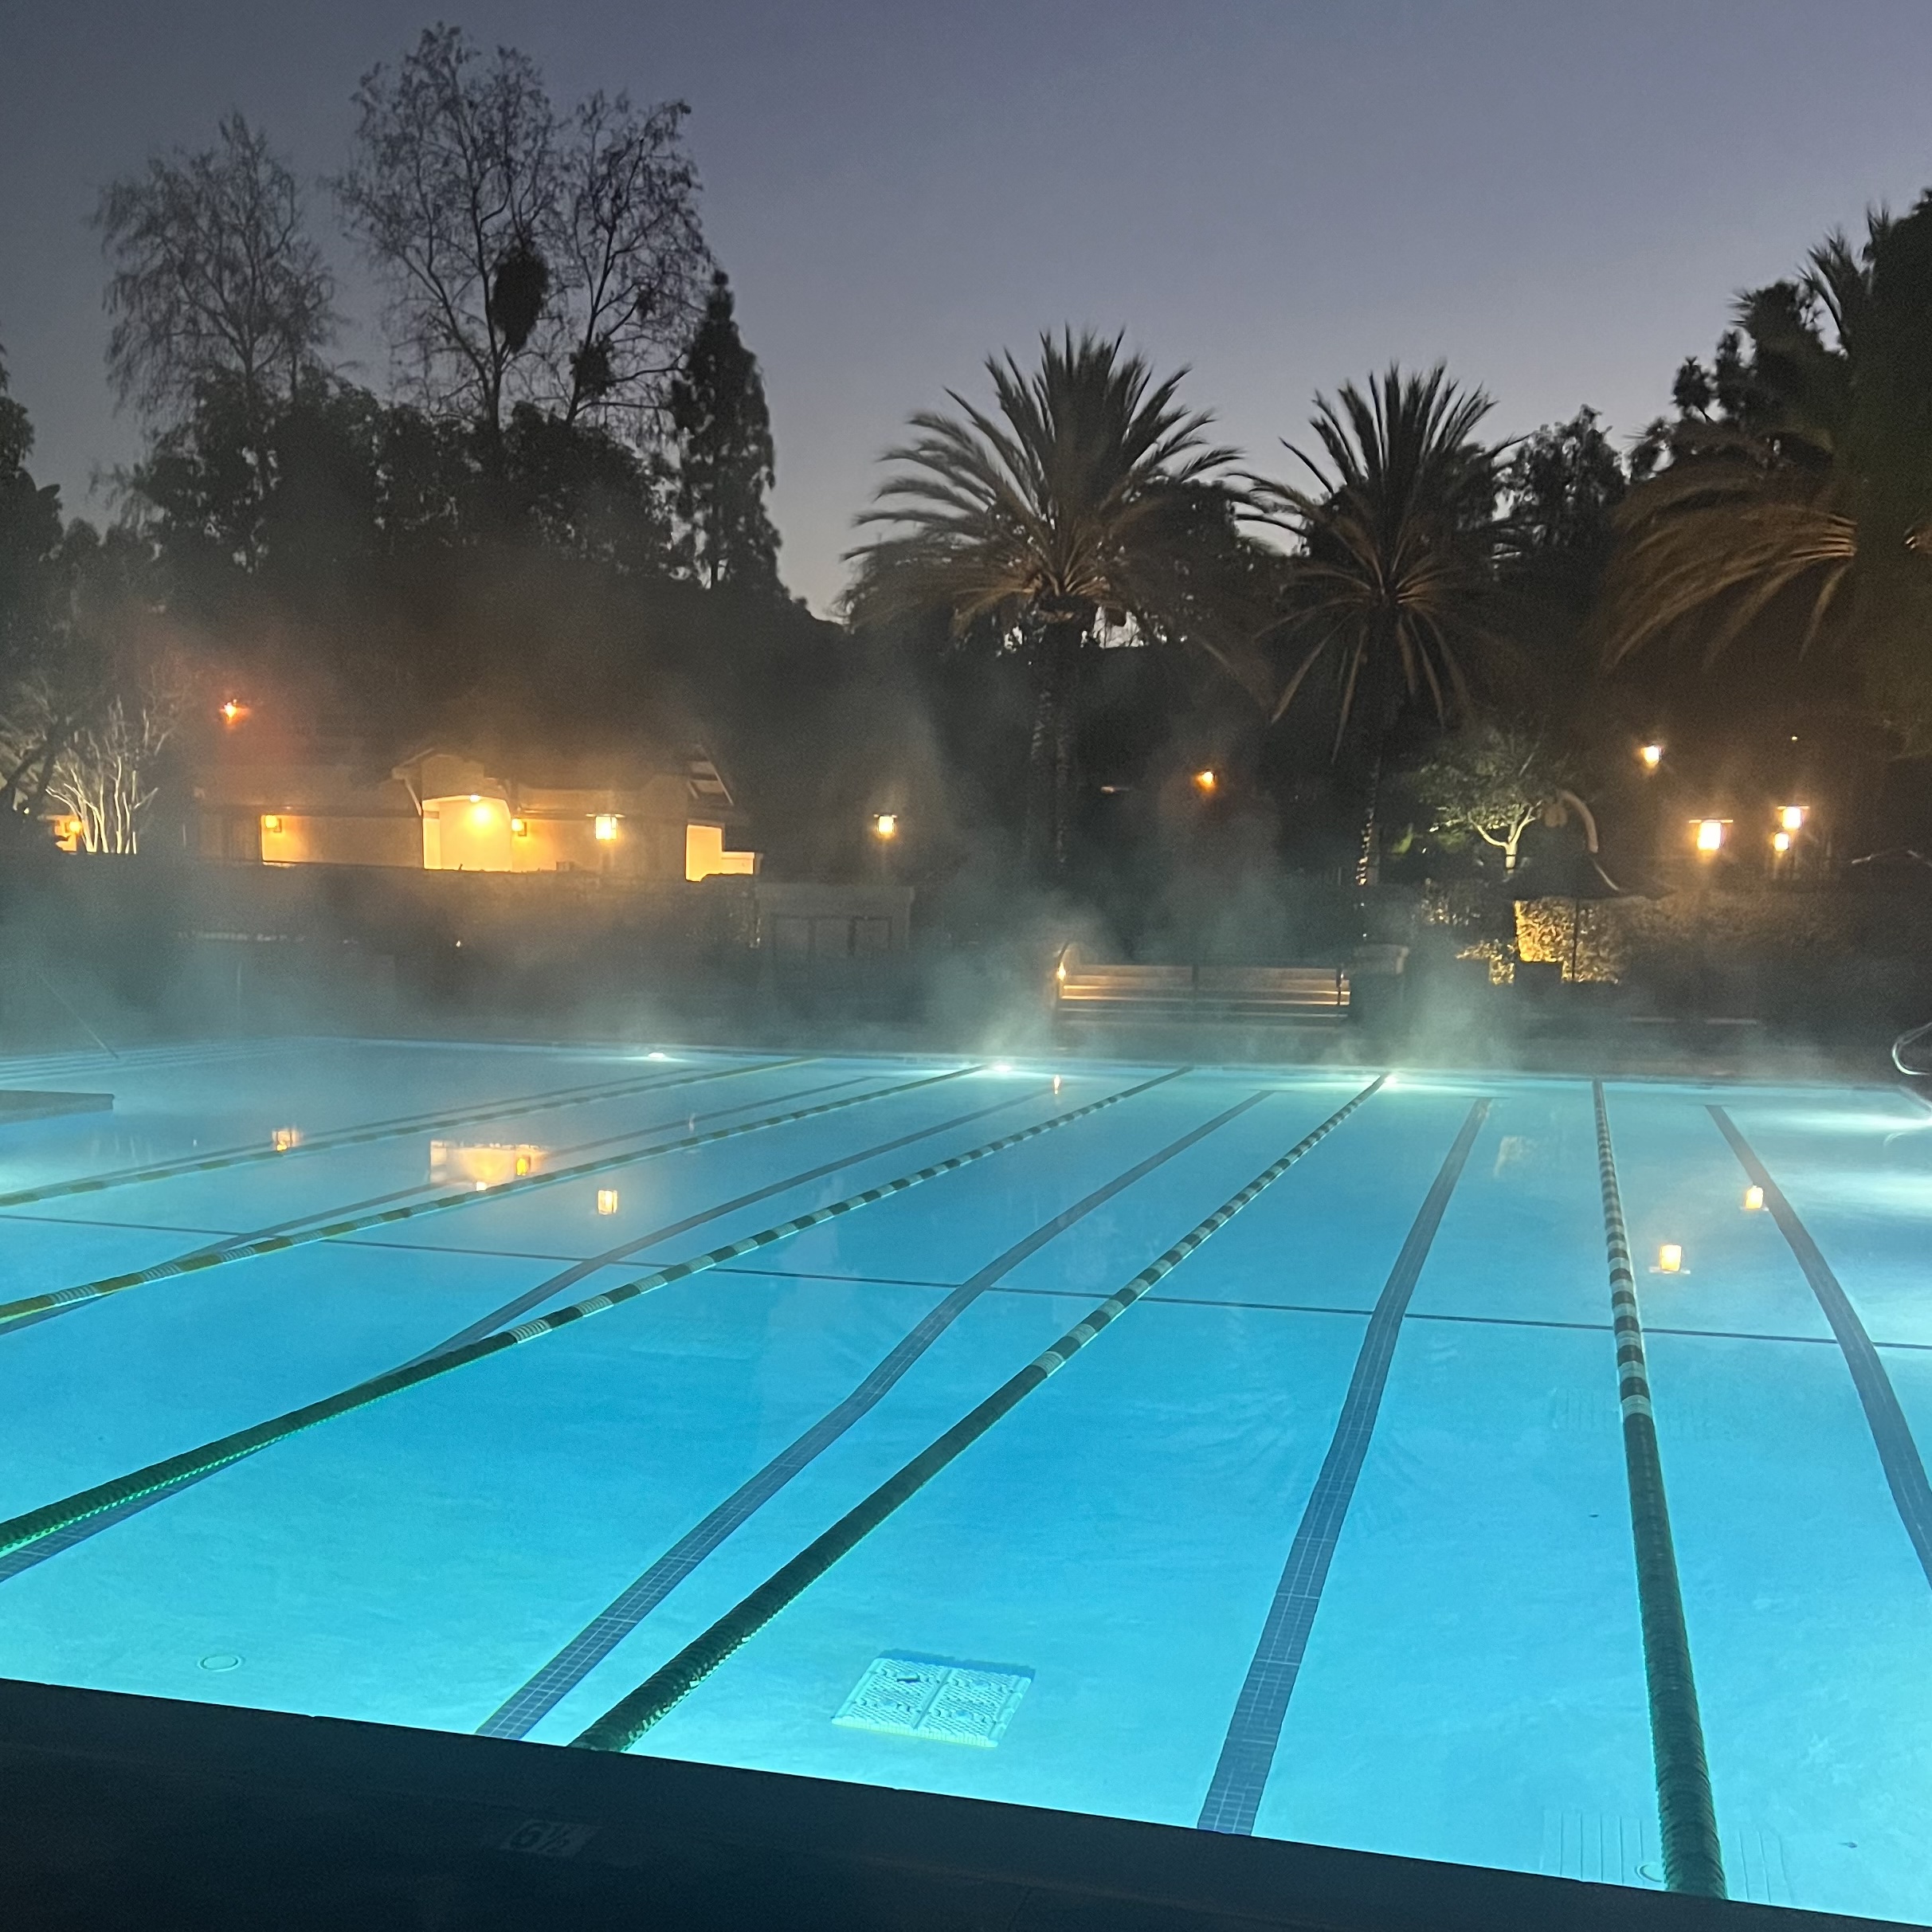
833;1653;1033;1748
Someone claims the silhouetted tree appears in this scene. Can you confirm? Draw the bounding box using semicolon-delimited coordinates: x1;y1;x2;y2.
846;331;1260;873
668;272;780;591
1251;363;1503;880
1600;199;1932;749
96;115;336;564
338;26;707;460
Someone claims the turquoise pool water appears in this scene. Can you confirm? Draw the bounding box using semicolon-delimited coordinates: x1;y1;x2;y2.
1;1037;1928;1920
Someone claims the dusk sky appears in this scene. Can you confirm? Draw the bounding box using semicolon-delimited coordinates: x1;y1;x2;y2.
2;0;1929;613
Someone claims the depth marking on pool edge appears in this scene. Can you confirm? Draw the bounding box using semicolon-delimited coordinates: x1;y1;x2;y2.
566;1072;1387;1755
1194;1097;1490;1838
1595;1084;1724;1900
1707;1106;1932;1589
479;1083;1272;1739
0;1067;1195;1570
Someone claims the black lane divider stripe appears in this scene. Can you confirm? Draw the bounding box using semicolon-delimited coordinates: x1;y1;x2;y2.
568;1074;1386;1754
0;1056;801;1213
0;1074;874;1344
0;1068;1193;1568
1194;1098;1489;1836
0;1080;1075;1582
0;1065;978;1330
1597;1084;1725;1899
1709;1105;1932;1589
414;1077;1094;1366
480;1083;1281;1739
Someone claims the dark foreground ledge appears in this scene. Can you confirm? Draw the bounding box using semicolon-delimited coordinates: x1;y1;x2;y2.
0;1677;1891;1931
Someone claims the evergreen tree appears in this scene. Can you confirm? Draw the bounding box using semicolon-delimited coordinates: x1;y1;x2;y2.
668;272;781;590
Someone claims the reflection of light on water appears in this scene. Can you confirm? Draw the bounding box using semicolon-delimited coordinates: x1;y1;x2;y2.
431;1141;548;1189
1742;1185;1765;1212
646;1051;668;1061
1052;1075;1061;1095
596;1188;619;1216
1657;1244;1684;1274
990;1060;1013;1075
270;1127;302;1153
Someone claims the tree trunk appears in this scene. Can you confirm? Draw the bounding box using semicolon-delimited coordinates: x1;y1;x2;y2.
1022;614;1086;879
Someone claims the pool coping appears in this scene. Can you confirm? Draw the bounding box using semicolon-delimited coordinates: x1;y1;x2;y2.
0;1675;1895;1930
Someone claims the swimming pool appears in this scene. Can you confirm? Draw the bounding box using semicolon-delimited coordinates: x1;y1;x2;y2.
1;1037;1927;1922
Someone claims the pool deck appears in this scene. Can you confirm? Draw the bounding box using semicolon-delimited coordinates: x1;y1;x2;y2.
0;1674;1892;1932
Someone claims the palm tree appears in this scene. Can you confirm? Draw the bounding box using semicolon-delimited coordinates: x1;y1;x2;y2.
1249;363;1503;882
1597;199;1932;749
845;331;1262;873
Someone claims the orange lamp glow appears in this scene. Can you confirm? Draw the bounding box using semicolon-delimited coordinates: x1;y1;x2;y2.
219;700;249;725
261;814;283;837
1695;819;1726;853
1193;769;1217;794
872;813;898;839
1778;805;1806;833
1773;830;1792;854
594;813;619;842
1639;743;1663;770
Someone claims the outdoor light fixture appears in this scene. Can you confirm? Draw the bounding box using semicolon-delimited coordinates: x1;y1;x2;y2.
1640;743;1664;770
510;817;527;836
1779;805;1806;832
1743;1185;1765;1212
219;699;249;725
597;1189;620;1217
1657;1243;1684;1273
261;814;282;836
1193;769;1217;794
1695;819;1726;853
1773;830;1792;854
594;813;619;841
872;813;898;838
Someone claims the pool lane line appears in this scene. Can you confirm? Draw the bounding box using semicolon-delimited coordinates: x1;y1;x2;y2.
1193;1098;1489;1836
1707;1106;1932;1589
0;1067;1197;1568
412;1073;1111;1364
0;1065;980;1331
566;1073;1386;1754
0;1073;876;1343
480;1080;1293;1738
1594;1084;1726;1899
0;1079;1089;1583
0;1055;806;1213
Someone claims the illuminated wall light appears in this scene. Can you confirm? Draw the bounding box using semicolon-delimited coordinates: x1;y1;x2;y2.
1772;830;1792;854
219;699;249;725
596;1188;620;1217
1778;805;1806;833
594;813;619;841
261;814;283;836
510;816;527;837
513;1152;531;1177
1657;1243;1684;1273
470;801;497;828
1695;819;1726;853
872;813;898;839
1742;1185;1765;1212
1639;743;1664;770
1193;769;1217;794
